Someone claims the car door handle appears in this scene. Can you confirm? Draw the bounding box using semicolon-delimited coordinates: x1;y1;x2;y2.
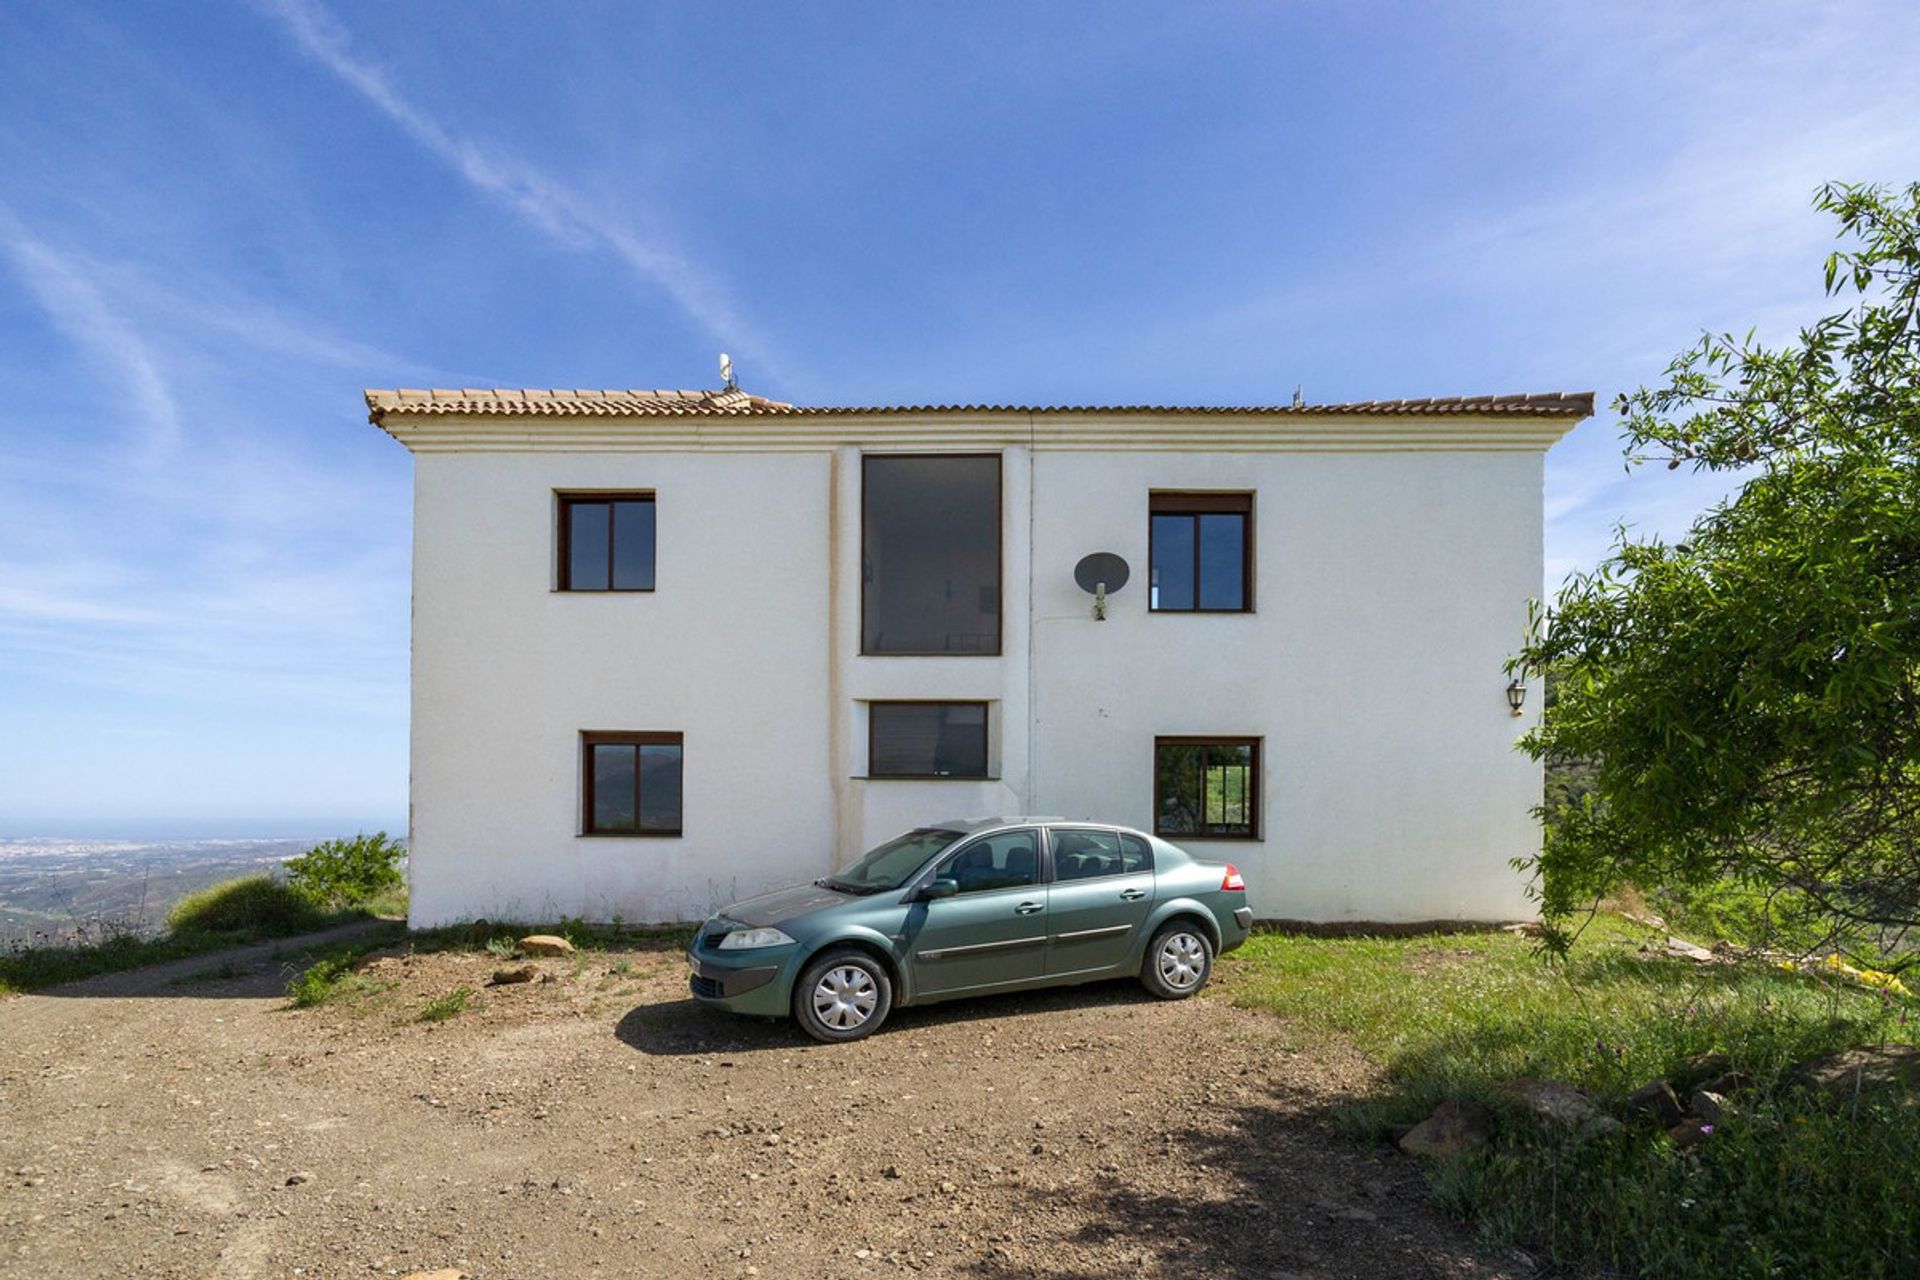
1014;901;1044;915
1119;888;1147;901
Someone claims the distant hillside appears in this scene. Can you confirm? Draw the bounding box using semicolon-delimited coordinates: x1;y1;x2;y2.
0;839;316;942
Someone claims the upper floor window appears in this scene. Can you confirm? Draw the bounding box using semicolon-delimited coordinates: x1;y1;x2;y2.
1149;492;1252;612
1154;736;1259;839
862;455;1000;654
582;731;683;836
868;701;989;778
559;494;655;591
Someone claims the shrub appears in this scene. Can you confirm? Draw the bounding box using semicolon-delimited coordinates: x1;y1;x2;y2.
285;832;406;908
167;875;326;935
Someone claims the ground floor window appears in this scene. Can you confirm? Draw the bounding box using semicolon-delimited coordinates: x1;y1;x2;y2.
582;731;683;835
868;701;989;778
1154;737;1259;839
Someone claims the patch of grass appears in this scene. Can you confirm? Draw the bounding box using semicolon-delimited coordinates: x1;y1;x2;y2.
416;985;473;1022
1220;917;1920;1279
285;935;399;1009
360;885;409;920
168;874;327;934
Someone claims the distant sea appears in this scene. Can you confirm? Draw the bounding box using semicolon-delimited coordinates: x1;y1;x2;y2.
0;837;319;942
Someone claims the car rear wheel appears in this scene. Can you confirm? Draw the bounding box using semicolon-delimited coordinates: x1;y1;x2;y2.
1140;922;1213;999
793;949;894;1043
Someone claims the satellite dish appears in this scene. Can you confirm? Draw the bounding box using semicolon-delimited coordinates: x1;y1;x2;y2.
1074;552;1130;595
718;352;736;389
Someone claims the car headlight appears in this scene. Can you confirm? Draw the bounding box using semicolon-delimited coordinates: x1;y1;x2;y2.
717;926;796;950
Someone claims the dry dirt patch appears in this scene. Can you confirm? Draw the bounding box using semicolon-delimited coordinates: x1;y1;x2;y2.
0;940;1522;1279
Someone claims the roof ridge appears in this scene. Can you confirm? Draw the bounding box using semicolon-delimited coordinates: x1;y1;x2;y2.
365;388;1594;424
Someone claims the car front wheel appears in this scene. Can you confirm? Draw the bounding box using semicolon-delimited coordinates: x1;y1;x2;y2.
793;949;894;1043
1140;922;1213;999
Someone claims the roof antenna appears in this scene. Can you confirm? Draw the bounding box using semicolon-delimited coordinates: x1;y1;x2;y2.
719;352;737;391
1291;384;1304;409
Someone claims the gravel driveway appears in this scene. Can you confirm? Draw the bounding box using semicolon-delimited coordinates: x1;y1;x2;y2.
0;936;1521;1279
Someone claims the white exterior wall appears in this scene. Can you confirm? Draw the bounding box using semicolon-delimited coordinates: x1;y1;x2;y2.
409;452;836;926
403;425;1550;927
1027;451;1543;922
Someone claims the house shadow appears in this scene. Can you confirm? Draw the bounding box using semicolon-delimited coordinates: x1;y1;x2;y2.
613;976;1163;1056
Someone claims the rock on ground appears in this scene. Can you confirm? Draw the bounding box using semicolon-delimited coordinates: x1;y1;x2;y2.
1398;1100;1497;1160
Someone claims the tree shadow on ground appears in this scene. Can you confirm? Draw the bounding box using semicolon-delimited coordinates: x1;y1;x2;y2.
955;1078;1522;1280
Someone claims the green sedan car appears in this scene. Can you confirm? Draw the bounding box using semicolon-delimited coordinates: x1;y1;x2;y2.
686;817;1254;1042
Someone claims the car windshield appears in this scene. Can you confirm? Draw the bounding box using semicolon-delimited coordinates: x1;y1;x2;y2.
820;828;962;894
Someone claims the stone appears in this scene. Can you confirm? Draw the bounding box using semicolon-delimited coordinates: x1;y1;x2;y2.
1627;1080;1685;1128
401;1271;469;1280
1497;1078;1620;1132
490;965;538;986
1668;1119;1713;1149
520;935;575;956
1664;935;1717;962
1668;1053;1735;1093
1690;1090;1729;1126
1696;1070;1754;1097
284;1171;312;1186
1791;1045;1920;1103
1397;1099;1496;1159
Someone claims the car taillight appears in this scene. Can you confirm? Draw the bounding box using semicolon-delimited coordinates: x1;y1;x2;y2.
1221;864;1246;892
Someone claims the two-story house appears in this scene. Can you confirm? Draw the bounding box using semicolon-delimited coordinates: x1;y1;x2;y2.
367;386;1590;927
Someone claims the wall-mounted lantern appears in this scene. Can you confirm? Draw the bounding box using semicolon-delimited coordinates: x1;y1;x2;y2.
1506;678;1527;717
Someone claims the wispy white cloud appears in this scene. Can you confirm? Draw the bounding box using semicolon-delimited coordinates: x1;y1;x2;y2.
0;206;181;456
260;0;773;376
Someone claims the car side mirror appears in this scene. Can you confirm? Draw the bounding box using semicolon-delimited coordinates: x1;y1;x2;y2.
921;878;959;901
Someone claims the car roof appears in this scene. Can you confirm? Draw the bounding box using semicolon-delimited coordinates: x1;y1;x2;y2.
927;816;1137;836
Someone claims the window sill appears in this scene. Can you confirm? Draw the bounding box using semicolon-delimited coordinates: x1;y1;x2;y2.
553;588;657;594
1147;608;1257;616
577;830;683;839
1154;831;1262;842
855;775;1001;782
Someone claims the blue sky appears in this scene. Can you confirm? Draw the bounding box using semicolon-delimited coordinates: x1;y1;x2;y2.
2;2;1917;837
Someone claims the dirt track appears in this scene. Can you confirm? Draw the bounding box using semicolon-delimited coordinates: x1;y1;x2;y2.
0;936;1522;1279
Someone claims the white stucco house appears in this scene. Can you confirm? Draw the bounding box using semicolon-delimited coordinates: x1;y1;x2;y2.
367;386;1590;928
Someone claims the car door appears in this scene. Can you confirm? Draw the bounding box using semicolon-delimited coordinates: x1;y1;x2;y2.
1043;827;1155;977
905;827;1047;998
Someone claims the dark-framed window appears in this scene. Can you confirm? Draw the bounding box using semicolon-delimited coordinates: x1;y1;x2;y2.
558;493;656;591
1154;737;1259;839
582;731;682;835
868;701;990;778
1149;492;1252;612
862;454;1001;654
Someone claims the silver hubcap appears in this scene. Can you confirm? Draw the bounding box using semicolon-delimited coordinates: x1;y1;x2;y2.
1158;932;1207;989
812;965;878;1030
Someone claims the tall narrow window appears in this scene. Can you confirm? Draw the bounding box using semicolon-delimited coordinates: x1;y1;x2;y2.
862;455;1001;654
582;731;683;835
1149;492;1252;612
1154;737;1260;839
559;494;656;591
868;702;990;778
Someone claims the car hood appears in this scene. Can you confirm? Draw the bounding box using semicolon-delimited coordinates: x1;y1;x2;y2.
722;882;853;928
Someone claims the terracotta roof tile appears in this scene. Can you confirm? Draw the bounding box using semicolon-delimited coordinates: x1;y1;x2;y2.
365;388;1594;424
